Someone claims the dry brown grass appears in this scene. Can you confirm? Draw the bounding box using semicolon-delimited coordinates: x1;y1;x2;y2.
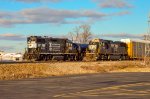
144;57;150;65
0;61;150;80
0;62;95;80
0;63;50;80
81;61;148;72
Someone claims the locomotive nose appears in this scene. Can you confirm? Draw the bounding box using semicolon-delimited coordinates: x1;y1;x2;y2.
83;53;99;61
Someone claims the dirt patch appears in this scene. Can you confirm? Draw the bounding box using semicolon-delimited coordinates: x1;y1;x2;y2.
0;61;150;80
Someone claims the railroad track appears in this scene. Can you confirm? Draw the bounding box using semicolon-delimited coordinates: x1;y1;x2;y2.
0;61;36;64
0;61;67;64
0;61;87;64
0;60;138;64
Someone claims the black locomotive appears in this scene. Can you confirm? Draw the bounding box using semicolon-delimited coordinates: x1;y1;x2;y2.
23;36;88;61
84;38;128;61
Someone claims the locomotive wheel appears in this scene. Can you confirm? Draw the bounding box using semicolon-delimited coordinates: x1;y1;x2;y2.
125;56;129;60
119;55;125;61
47;55;51;61
74;55;78;61
44;55;48;61
71;55;75;61
69;55;74;61
48;55;52;60
119;56;122;61
107;55;111;60
63;55;67;61
79;54;84;61
122;56;126;60
101;55;105;60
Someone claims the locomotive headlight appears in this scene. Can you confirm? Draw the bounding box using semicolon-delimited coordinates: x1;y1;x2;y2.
27;41;37;48
88;45;97;50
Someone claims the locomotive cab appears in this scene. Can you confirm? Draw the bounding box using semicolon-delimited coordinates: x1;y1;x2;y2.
27;36;46;53
85;38;107;60
24;36;46;61
87;39;111;53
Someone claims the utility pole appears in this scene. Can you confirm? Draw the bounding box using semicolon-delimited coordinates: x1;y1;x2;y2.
144;13;150;65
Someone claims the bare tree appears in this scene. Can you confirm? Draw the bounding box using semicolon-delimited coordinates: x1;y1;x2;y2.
68;24;92;44
80;24;92;43
74;26;81;43
68;32;74;41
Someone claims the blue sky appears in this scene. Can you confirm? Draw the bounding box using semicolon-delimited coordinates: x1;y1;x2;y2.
0;0;150;52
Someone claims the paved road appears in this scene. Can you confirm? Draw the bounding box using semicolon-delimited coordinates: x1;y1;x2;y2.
0;73;150;99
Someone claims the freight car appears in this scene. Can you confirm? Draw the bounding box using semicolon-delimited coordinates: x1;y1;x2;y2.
84;38;128;61
23;36;88;61
121;39;150;59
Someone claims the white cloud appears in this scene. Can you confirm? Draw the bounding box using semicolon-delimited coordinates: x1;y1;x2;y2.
12;0;63;3
0;46;15;51
93;0;133;9
95;33;144;39
0;7;130;27
0;33;25;41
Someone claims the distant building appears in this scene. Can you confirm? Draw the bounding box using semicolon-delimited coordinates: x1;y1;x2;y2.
0;51;23;62
0;50;4;54
0;51;4;61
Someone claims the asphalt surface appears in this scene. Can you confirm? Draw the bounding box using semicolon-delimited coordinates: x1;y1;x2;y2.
0;73;150;99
